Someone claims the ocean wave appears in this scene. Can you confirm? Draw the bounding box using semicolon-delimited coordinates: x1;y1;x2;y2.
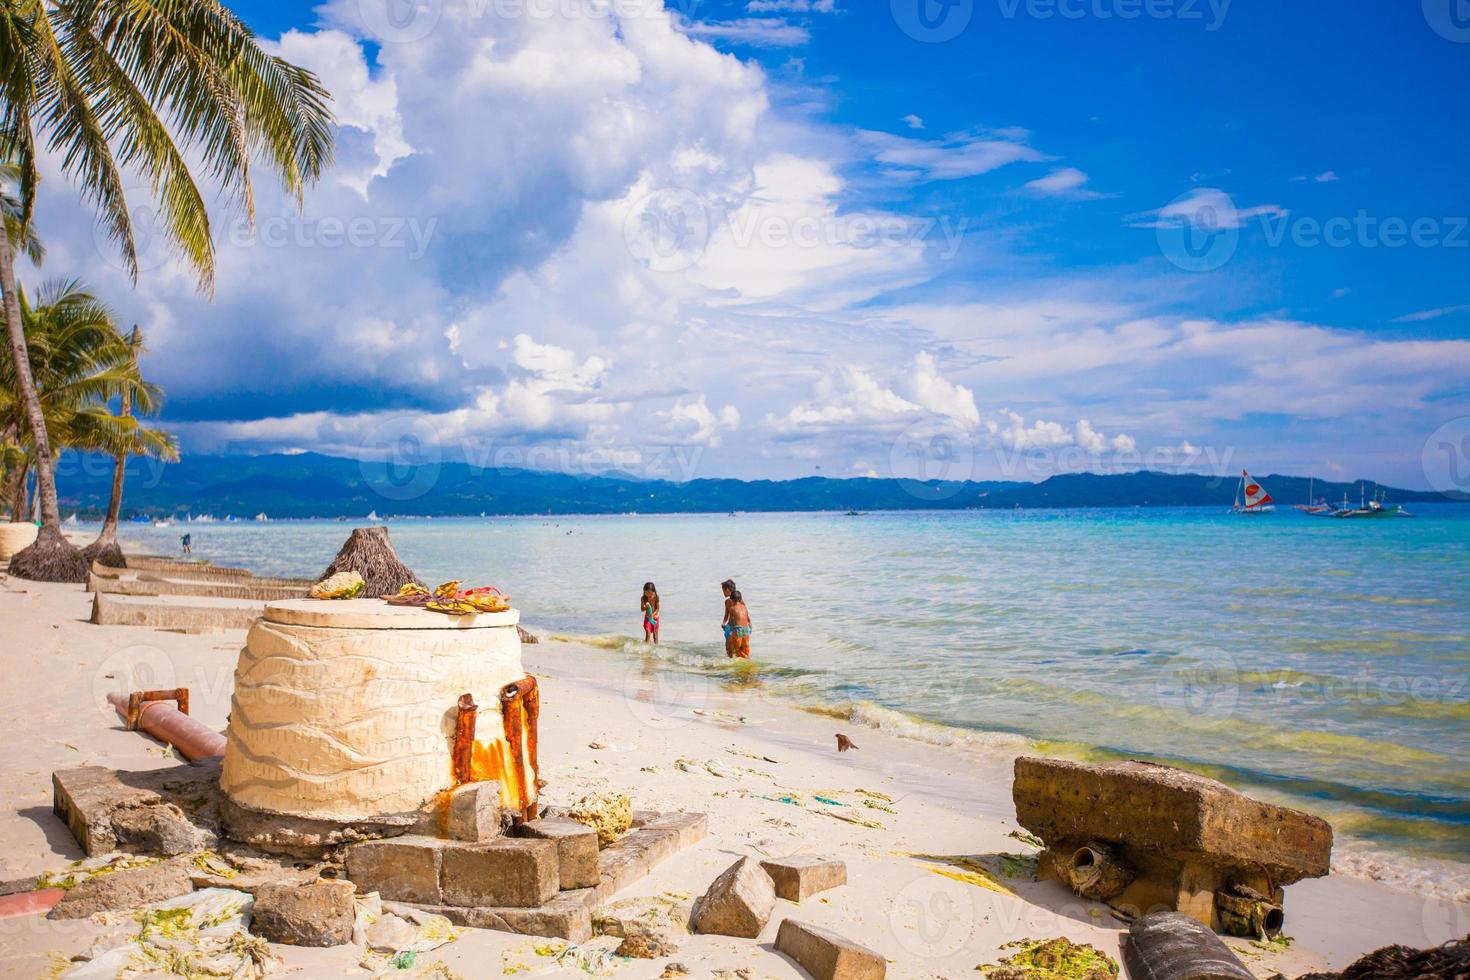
796;699;1033;753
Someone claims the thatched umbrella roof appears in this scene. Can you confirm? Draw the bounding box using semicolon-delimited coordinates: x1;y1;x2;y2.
319;526;424;598
8;524;88;582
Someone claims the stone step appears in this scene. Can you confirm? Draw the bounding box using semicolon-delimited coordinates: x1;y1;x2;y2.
89;573;310;601
91;593;265;632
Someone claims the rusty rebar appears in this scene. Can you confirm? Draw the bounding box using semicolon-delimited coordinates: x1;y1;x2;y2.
452;693;478;785
125;688;189;730
500;676;540;823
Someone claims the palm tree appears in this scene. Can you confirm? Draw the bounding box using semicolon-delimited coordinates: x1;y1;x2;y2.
1;1;334;580
0;280;174;539
83;324;176;567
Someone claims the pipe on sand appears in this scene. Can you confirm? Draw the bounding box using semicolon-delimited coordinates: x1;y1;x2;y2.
107;691;226;761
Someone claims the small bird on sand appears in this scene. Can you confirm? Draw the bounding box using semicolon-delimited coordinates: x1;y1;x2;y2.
836;734;857;753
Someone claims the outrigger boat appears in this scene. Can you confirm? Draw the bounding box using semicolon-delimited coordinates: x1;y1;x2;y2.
1293;478;1335;515
1332;482;1413;519
1233;471;1276;514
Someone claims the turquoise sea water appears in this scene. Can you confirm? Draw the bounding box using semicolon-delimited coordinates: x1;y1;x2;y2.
117;505;1470;869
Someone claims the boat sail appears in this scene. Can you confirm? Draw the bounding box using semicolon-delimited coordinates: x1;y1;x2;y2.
1233;471;1276;514
1294;478;1334;515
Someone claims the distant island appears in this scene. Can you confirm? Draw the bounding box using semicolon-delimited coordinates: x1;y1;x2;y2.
47;452;1462;520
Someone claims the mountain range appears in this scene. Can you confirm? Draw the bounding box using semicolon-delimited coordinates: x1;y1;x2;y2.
47;452;1462;519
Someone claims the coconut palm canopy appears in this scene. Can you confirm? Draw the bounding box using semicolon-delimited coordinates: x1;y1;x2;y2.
0;279;175;523
0;0;335;580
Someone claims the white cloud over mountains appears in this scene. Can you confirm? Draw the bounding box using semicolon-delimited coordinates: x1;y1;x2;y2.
18;0;1470;488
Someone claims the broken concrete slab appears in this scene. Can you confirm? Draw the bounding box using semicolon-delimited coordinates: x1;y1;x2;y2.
91;593;266;632
53;762;221;857
345;835;445;905
761;856;847;903
1013;757;1331;931
517;817;600;889
776;919;887;980
446;782;507;843
1013;757;1332;881
691;857;775;939
47;859;194;920
441;838;559;909
251;878;356;947
593;894;690;953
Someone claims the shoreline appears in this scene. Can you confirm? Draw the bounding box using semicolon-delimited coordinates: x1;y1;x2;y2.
1;574;1467;978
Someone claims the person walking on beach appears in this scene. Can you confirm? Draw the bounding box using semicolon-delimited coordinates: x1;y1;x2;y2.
181;533;192;555
726;590;753;659
641;582;660;644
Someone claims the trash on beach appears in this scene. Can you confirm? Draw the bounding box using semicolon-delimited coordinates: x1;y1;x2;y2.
63;888;272;979
977;937;1119;979
37;853;164;891
677;758;741;778
588;742;636;752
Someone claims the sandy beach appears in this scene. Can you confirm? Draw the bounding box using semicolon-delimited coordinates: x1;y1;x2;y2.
1;575;1466;979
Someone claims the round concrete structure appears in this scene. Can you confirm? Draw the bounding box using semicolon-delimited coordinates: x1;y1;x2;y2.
220;599;525;825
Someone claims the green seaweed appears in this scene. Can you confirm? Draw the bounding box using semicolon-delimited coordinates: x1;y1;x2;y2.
978;938;1119;980
1007;830;1045;849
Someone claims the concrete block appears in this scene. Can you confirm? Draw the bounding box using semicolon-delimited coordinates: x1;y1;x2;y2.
52;763;221;857
641;811;709;849
517;817;600;889
441;838;559;909
250;878;357;947
345;835;445;905
447;782;506;842
402;888;596;942
91;593;265;632
761;856;847;903
776;919;887;980
691;857;775;939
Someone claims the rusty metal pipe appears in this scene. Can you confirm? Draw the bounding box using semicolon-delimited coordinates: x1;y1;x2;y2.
108;691;226;761
452;693;478;785
500;676;540;824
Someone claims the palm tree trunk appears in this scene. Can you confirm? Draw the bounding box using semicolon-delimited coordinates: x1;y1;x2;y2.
0;221;86;580
0;222;59;528
84;389;131;567
3;461;25;522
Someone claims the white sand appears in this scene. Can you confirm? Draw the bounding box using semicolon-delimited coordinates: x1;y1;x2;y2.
1;577;1466;978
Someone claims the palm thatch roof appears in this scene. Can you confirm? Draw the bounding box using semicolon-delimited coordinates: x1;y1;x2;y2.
319;526;424;598
8;524;88;582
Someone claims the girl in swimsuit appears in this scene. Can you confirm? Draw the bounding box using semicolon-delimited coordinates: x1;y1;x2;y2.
641;582;660;644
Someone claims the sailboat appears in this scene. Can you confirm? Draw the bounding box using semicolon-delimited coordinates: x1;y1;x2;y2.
1232;471;1276;515
367;510;381;522
1293;478;1334;515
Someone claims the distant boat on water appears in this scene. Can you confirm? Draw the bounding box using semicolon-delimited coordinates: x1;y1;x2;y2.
254;512;269;522
1232;471;1276;514
1333;483;1413;519
63;513;78;526
1294;478;1334;515
367;510;381;522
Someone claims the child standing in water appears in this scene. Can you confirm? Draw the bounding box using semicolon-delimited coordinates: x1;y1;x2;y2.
641;582;660;644
726;589;752;659
720;580;737;656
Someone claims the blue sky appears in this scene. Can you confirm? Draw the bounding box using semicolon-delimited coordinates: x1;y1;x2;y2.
26;1;1470;488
